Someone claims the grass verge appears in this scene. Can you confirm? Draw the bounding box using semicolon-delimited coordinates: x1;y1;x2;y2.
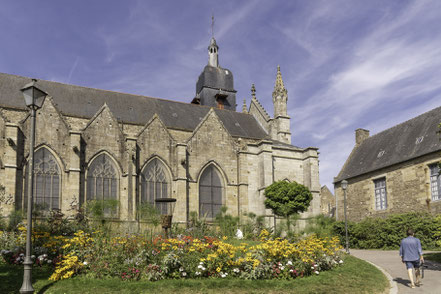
1;255;388;294
424;252;441;264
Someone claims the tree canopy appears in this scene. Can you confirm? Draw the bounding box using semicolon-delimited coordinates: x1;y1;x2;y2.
264;180;312;217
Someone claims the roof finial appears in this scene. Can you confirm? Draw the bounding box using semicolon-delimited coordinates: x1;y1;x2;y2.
211;13;215;38
251;84;256;100
242;98;247;113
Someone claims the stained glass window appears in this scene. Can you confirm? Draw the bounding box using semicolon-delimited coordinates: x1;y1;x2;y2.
24;147;60;211
87;154;119;216
199;165;223;219
140;158;170;214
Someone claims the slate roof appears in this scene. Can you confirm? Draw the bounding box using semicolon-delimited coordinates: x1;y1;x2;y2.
196;65;235;93
0;72;269;140
335;106;441;182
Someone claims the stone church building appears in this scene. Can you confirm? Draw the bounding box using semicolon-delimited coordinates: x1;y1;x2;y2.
334;107;441;222
0;37;320;226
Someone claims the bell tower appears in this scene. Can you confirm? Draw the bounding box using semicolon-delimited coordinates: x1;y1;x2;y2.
192;16;237;111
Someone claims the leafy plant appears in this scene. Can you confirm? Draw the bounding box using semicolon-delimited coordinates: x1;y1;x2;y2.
264;181;312;232
215;206;239;237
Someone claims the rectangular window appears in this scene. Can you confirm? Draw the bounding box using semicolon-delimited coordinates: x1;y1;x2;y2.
430;164;441;201
374;178;387;210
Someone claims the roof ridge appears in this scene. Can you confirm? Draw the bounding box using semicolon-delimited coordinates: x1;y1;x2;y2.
360;105;441;144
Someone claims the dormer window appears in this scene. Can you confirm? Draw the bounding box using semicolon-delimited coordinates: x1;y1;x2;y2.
415;136;424;144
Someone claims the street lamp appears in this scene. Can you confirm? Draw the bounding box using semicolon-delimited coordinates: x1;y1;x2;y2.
20;79;47;294
341;180;350;254
155;198;177;238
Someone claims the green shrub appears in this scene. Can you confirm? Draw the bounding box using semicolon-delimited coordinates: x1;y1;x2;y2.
302;214;336;238
7;210;23;231
215;206;239;237
333;212;441;249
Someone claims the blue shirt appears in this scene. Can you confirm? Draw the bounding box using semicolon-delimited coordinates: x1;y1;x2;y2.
399;236;422;261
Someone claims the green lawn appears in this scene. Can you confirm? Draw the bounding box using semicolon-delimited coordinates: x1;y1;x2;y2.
1;255;388;294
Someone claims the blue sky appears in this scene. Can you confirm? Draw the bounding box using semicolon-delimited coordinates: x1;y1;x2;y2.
1;0;441;192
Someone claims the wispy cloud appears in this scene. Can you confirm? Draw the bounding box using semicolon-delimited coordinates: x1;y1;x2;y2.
67;57;80;84
286;0;441;190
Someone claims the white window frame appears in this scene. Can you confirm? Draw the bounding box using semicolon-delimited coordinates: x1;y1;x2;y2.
429;164;441;201
374;178;387;210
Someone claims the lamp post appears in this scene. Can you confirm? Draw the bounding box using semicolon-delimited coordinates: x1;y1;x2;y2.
20;79;47;294
155;198;177;238
341;180;350;254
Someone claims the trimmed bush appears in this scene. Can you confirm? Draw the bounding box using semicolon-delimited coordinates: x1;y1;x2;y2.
333;212;441;249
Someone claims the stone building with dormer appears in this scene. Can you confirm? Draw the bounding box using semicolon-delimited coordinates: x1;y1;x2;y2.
0;37;320;227
334;107;441;222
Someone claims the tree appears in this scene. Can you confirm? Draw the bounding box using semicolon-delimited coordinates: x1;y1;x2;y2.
264;180;313;231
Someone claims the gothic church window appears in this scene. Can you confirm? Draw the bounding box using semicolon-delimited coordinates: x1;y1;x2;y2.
199;165;223;219
86;154;119;216
430;164;441;201
24;147;60;211
140;158;170;214
374;178;387;210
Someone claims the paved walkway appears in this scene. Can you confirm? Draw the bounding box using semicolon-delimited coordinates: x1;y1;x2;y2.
351;250;441;294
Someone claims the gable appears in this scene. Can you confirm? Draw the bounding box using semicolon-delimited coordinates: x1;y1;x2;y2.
137;114;175;167
249;98;270;133
21;97;70;169
83;104;126;166
187;109;237;169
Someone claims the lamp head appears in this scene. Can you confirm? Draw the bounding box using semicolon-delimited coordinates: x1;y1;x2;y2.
21;79;47;110
341;180;348;190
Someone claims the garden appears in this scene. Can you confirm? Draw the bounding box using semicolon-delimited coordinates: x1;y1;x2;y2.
0;180;398;293
0;209;389;294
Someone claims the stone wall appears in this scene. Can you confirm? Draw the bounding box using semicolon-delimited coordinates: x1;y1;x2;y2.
0;100;321;226
320;185;335;217
335;152;441;222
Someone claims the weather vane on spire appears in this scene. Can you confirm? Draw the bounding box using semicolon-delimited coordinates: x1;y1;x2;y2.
211;13;215;38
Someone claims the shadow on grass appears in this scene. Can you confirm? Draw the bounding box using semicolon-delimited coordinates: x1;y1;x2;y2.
0;263;54;294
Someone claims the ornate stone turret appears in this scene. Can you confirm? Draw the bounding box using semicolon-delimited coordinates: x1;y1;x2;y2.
271;66;291;144
273;65;288;118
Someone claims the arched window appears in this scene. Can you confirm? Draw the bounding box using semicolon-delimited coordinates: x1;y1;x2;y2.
24;147;61;211
140;158;170;214
87;154;119;216
199;165;223;219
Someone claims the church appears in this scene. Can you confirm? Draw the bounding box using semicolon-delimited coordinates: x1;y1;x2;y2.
0;36;320;226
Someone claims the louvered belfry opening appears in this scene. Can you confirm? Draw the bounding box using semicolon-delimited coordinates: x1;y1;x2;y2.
86;153;119;217
199;165;223;219
140;158;170;215
24;147;60;212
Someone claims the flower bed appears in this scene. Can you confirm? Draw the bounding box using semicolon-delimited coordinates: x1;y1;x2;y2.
1;227;343;281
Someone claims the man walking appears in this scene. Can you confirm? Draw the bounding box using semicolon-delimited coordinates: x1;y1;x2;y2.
399;228;424;288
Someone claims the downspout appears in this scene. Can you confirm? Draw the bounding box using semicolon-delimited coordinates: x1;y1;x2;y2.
272;155;276;232
185;149;190;227
236;150;240;221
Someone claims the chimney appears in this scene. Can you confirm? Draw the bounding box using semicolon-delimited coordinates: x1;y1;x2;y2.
355;128;370;145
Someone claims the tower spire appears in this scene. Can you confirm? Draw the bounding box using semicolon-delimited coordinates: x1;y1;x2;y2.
211;13;215;38
207;15;219;68
273;65;287;97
